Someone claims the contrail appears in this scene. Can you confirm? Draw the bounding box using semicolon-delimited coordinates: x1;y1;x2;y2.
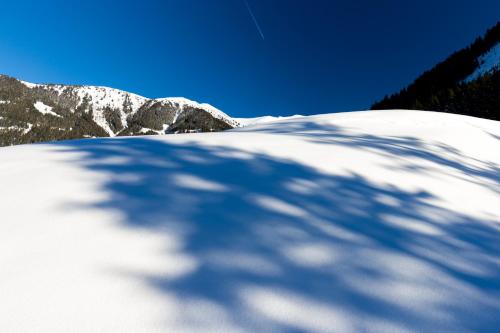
243;0;265;40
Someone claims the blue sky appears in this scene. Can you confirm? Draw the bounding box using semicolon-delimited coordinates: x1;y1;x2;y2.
0;0;499;117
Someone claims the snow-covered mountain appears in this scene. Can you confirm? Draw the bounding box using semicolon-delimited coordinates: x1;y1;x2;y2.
1;110;499;332
0;74;239;146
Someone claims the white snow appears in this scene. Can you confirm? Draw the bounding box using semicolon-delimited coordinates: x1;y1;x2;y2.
234;115;303;126
52;85;65;95
23;123;33;134
0;110;499;332
465;42;500;82
20;80;40;88
0;100;9;104
0;123;32;134
34;101;61;118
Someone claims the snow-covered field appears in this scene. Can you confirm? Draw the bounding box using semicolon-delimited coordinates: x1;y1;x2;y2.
0;110;499;332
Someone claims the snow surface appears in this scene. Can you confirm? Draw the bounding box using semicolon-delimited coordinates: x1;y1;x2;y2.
234;115;303;126
34;101;61;118
20;80;40;88
465;42;500;82
0;110;499;332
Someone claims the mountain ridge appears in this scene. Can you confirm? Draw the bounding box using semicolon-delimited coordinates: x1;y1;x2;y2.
0;74;239;146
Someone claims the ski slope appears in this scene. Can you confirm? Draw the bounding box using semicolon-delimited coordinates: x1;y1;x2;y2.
0;110;499;332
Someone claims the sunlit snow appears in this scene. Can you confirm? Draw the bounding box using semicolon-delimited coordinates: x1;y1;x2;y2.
34;101;61;118
0;110;499;332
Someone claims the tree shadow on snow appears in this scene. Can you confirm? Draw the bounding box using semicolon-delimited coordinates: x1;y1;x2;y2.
237;120;500;193
54;124;500;332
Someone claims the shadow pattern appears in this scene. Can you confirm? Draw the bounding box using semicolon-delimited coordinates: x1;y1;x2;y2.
55;124;500;332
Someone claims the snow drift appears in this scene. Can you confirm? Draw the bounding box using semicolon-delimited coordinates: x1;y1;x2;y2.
0;110;499;332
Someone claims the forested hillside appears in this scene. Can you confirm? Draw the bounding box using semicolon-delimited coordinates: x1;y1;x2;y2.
372;22;500;121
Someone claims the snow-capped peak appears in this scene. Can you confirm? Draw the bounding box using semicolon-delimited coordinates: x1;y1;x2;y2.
158;97;240;128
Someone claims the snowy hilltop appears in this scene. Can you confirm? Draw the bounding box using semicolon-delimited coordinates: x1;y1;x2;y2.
0;110;499;332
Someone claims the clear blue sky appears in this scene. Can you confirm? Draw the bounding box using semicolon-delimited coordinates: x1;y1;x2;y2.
0;0;499;117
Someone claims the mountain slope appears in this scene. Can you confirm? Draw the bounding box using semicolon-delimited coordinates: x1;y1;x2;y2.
0;74;238;146
1;110;499;332
372;22;500;121
465;41;500;82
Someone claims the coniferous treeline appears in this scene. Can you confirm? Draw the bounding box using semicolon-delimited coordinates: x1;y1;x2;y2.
372;22;500;121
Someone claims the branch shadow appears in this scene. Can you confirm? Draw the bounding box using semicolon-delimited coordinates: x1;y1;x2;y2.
237;120;500;194
54;125;500;332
